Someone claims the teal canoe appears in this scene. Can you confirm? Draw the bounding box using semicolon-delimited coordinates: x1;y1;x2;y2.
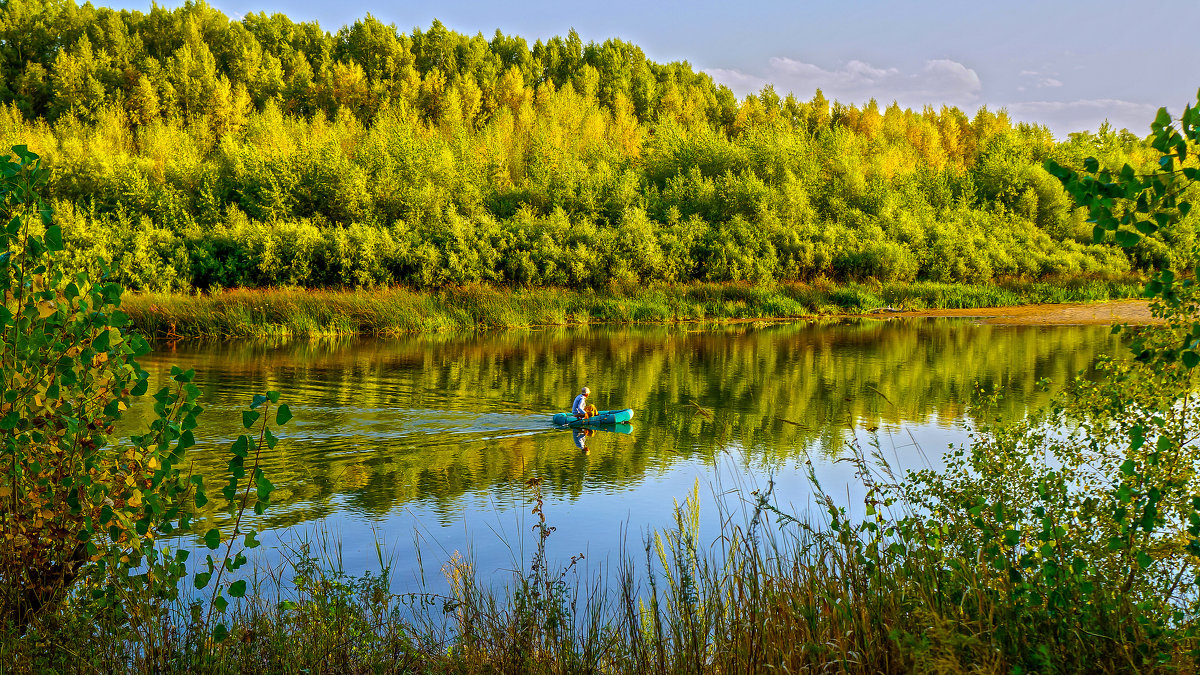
552;408;634;427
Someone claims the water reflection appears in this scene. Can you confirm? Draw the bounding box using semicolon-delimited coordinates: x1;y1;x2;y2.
120;319;1121;580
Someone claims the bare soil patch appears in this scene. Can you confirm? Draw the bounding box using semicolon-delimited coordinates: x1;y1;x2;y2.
875;299;1159;326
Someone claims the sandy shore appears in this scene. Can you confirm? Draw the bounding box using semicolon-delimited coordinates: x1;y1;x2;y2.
872;299;1159;325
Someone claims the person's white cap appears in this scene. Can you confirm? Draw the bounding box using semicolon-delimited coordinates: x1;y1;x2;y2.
582;386;590;395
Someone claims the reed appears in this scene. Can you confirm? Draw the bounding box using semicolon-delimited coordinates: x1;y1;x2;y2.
121;278;1144;339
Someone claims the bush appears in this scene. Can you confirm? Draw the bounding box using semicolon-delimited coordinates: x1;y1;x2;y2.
0;146;289;652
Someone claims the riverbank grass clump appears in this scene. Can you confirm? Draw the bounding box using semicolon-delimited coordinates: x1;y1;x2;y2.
121;277;1143;338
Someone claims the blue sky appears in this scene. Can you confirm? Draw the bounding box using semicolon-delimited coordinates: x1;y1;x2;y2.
121;0;1198;138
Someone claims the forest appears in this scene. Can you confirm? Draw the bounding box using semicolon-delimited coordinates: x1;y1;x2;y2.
0;0;1190;293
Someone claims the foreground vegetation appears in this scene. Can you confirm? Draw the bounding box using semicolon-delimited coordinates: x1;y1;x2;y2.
123;277;1141;337
1;0;1195;295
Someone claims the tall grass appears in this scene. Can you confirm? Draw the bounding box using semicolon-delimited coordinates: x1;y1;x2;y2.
7;435;1197;674
122;278;1145;338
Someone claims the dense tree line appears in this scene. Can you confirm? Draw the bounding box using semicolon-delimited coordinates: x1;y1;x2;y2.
0;0;1191;292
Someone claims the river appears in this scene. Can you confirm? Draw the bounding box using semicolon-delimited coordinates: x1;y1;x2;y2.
121;318;1122;596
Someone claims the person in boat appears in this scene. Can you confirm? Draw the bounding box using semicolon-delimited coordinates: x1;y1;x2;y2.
572;386;592;419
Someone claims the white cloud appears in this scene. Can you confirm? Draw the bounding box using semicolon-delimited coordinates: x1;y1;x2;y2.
702;67;768;94
1005;98;1160;137
704;57;1162;138
1019;70;1064;89
704;57;981;109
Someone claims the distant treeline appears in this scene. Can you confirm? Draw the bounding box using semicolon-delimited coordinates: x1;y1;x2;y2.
0;0;1191;291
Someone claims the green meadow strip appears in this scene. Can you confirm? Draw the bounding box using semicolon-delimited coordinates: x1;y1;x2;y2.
121;278;1145;338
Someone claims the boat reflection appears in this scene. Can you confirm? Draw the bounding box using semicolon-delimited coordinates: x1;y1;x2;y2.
570;423;634;451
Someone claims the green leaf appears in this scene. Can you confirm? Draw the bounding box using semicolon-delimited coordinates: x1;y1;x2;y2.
242;410;260;429
229;456;245;479
1092;225;1105;244
1134;220;1158;235
276;404;293;426
1117;484;1133;503
229;580;247;598
245;531;262;549
194;572;212;589
255;469;274;502
204;528;221;550
251;394;268;409
92;329;111;352
44;224;63;251
177;430;195;450
1153;107;1172;130
1130;425;1145;450
1115;230;1141;248
267;391;280;403
212;623;228;642
1183;350;1200;369
130;334;152;357
231;435;249;457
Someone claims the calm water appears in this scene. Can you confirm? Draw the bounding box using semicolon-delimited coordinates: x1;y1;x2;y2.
124;319;1120;593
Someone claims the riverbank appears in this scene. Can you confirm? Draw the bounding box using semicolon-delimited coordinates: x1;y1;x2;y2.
877;297;1159;325
122;278;1143;338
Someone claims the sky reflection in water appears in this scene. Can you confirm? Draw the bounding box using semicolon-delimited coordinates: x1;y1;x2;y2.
122;319;1121;593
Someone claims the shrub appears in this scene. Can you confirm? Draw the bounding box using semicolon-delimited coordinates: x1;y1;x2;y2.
0;146;289;650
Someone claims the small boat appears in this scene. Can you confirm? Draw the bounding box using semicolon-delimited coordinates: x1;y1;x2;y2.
552;408;634;427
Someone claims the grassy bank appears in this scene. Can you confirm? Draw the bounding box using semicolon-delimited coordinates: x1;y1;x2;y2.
122;277;1143;338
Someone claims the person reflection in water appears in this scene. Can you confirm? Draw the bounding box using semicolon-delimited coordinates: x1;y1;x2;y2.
573;428;594;452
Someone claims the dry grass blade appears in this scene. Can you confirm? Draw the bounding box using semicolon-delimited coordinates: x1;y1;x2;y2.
866;385;894;407
688;399;714;420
